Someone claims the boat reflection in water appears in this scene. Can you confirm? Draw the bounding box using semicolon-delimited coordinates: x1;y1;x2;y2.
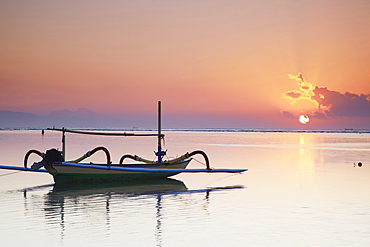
21;179;244;246
51;177;188;193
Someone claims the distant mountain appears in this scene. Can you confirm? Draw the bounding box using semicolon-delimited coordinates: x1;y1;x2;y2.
43;108;109;128
0;108;157;129
0;109;118;128
46;109;75;118
0;110;42;128
46;108;102;120
0;110;38;120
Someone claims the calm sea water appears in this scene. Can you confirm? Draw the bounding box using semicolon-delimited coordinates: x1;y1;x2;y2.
0;130;369;246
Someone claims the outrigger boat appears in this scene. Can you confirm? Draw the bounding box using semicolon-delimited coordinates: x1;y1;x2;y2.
0;102;247;184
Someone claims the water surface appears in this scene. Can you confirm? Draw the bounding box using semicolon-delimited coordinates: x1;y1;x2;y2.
0;130;369;246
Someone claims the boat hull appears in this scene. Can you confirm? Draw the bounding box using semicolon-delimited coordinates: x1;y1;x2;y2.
48;159;191;184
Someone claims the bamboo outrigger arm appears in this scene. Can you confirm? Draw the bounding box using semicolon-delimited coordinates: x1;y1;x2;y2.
119;150;211;170
47;127;165;138
24;150;44;168
67;146;111;165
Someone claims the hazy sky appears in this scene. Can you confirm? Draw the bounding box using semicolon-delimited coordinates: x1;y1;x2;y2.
1;0;369;128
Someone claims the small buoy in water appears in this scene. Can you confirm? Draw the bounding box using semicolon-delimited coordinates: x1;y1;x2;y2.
354;162;363;167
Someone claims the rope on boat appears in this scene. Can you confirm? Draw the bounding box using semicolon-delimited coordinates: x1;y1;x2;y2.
192;157;214;170
188;151;211;170
119;150;211;170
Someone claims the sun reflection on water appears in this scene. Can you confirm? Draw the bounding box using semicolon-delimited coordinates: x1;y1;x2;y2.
299;134;315;172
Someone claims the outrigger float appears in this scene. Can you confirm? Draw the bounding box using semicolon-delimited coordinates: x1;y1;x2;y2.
0;102;247;184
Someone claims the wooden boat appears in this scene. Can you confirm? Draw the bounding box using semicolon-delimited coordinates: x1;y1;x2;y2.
0;101;247;184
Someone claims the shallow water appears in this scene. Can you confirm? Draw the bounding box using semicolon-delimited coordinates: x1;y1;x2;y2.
0;130;369;246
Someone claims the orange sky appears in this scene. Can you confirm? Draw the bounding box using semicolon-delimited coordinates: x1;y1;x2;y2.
1;1;369;128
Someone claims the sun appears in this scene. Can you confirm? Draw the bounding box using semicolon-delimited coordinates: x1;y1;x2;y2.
299;115;310;124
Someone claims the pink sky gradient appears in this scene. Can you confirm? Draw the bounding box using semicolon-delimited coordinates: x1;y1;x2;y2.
1;1;369;128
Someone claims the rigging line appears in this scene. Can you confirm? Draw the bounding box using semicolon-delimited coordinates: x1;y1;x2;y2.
192;157;214;170
0;171;22;177
193;157;206;166
162;136;166;149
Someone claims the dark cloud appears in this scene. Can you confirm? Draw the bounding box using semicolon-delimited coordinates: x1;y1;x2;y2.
309;111;327;119
281;110;296;119
285;91;302;99
282;73;370;120
312;87;370;117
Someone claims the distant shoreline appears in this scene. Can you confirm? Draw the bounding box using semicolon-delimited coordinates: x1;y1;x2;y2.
1;128;369;134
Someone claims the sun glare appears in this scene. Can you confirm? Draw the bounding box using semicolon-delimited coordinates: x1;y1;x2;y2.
299;115;310;124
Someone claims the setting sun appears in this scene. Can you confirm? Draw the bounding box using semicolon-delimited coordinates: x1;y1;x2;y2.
299;115;310;124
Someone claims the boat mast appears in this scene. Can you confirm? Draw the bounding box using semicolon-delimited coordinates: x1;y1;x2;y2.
157;101;162;163
62;128;66;161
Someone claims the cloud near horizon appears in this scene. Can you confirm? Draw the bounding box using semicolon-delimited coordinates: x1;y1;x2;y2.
282;73;370;119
